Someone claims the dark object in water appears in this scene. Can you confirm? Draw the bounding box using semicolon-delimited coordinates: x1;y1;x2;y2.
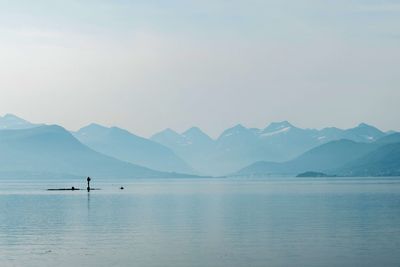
47;176;100;191
47;188;101;191
47;187;81;191
87;177;91;192
120;186;124;190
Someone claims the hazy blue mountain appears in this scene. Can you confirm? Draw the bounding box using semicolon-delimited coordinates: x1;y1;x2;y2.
375;133;400;145
0;125;193;179
180;127;215;169
210;124;273;175
257;121;321;160
285;139;379;173
151;128;189;148
336;142;400;176
152;122;395;176
152;127;214;150
233;161;284;176
151;127;216;174
235;134;400;177
153;123;306;175
74;124;194;174
182;127;214;147
318;127;347;142
2;114;394;177
235;139;379;176
341;123;385;142
153;124;285;175
0;114;39;130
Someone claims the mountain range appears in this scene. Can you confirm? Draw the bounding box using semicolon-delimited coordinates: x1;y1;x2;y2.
235;133;400;177
0;114;398;178
73;123;194;174
0;124;196;179
151;121;390;175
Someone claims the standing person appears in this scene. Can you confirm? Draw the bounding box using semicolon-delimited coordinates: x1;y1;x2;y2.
87;177;91;192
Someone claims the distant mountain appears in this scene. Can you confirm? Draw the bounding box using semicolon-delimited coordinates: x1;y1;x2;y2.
152;122;393;175
153;123;306;175
375;133;400;145
151;127;216;174
235;139;379;176
0;125;193;179
336;142;400;177
1;114;395;177
0;114;39;130
340;123;385;142
152;127;214;150
256;121;321;160
212;124;270;174
151;128;190;148
74;124;194;174
182;127;214;147
235;134;400;177
286;139;380;172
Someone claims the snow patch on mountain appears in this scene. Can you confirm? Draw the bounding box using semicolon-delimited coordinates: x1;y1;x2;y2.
260;127;291;137
223;133;234;137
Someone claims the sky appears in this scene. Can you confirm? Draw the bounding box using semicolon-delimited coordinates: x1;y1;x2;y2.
0;0;399;138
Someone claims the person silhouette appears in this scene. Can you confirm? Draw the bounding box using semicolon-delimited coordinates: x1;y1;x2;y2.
87;177;91;192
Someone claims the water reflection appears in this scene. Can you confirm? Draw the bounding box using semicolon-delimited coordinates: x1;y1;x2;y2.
0;178;400;267
87;192;90;212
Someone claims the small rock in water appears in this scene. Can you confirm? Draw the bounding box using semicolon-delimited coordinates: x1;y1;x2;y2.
120;186;124;190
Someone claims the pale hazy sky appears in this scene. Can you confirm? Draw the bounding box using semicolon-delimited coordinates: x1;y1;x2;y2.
0;0;399;137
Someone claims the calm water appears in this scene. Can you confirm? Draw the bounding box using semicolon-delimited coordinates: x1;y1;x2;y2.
1;177;400;267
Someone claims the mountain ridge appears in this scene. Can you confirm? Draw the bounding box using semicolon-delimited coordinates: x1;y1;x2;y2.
151;121;391;175
74;124;195;174
1;114;397;177
0;125;196;179
0;114;40;130
234;133;400;177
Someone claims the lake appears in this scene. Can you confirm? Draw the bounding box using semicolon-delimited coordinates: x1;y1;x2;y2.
1;177;400;267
